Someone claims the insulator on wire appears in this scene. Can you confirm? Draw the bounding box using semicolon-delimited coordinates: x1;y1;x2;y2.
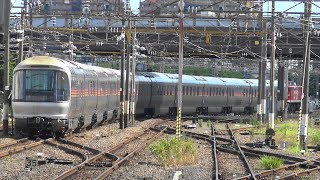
51;17;56;26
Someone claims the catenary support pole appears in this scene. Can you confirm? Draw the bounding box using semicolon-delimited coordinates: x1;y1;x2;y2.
124;11;131;128
18;9;25;64
269;0;276;129
130;23;137;126
261;20;267;123
300;0;312;153
3;0;11;136
278;50;284;120
120;19;126;129
284;63;288;119
257;10;263;123
176;0;184;139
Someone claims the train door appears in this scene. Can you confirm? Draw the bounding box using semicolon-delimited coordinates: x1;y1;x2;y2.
201;84;206;108
80;74;85;115
226;87;230;107
248;86;253;107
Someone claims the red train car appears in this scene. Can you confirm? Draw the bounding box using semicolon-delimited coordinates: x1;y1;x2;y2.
287;82;302;112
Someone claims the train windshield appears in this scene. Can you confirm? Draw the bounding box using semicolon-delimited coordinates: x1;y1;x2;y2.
13;70;70;102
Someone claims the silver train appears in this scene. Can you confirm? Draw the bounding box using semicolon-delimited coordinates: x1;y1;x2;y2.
12;56;258;137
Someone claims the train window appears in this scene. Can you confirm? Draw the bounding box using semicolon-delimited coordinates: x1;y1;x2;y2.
13;70;24;100
21;70;70;102
90;81;93;95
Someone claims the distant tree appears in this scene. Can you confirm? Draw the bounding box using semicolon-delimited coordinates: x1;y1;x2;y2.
218;70;244;79
0;54;17;90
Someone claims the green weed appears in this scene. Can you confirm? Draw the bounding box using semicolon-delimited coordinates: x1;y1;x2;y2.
286;145;301;155
198;119;203;127
207;120;212;127
249;117;261;128
260;155;284;169
149;137;199;166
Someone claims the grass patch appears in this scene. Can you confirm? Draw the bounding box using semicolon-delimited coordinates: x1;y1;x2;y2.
149;137;199;166
198;119;203;127
207;120;212;127
249;117;261;128
260;155;284;169
308;128;320;144
286;145;301;155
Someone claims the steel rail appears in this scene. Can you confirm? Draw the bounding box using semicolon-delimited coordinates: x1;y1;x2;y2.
279;166;320;180
164;127;234;143
211;124;220;180
164;125;320;180
58;138;101;155
44;140;89;162
0;138;53;158
226;123;257;180
0;138;28;149
94;126;167;180
240;146;312;163
238;157;320;180
54;131;145;180
55;120;171;179
256;159;319;179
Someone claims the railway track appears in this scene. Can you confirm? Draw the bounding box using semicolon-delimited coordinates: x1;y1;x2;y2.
54;120;171;180
44;139;101;163
0;138;53;159
164;122;320;180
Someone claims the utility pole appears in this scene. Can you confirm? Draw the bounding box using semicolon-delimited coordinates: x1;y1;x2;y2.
257;10;263;123
130;21;137;126
18;5;26;64
176;0;184;139
269;0;276;129
300;0;312;153
278;50;285;120
316;75;319;107
120;18;126;129
2;0;11;135
125;10;131;128
261;20;267;123
284;62;288;119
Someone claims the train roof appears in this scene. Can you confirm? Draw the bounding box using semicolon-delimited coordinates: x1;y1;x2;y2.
14;56;122;77
137;72;259;86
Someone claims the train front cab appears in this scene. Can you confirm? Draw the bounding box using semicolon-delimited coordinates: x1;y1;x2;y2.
12;57;71;137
